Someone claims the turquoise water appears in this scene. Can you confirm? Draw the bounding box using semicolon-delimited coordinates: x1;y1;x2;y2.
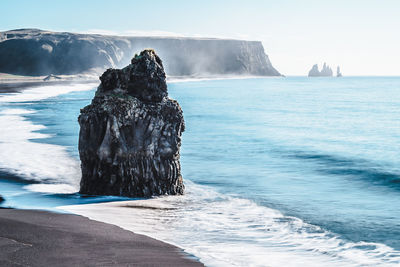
0;77;399;265
171;77;400;250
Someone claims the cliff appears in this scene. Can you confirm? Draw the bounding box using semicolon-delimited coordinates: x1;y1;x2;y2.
0;29;281;77
78;49;185;197
308;63;333;77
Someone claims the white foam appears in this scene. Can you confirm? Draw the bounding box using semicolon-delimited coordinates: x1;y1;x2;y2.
0;108;80;192
0;109;35;115
0;83;96;103
24;184;78;194
60;181;400;267
0;83;95;193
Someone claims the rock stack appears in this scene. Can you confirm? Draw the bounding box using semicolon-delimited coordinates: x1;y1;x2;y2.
78;49;185;197
308;63;333;77
336;66;343;77
308;64;320;77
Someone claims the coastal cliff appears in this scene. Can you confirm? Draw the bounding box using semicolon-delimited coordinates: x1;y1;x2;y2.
78;49;185;197
0;29;281;77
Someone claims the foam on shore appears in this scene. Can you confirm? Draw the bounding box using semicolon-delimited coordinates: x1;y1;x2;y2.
0;82;96;103
60;181;400;267
0;83;96;193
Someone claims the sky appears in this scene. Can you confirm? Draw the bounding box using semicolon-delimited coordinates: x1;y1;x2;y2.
1;0;399;76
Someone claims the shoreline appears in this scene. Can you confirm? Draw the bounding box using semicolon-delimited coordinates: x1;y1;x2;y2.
0;73;282;94
0;208;203;266
0;79;98;93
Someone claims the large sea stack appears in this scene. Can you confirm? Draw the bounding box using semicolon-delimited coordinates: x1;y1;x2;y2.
78;49;185;197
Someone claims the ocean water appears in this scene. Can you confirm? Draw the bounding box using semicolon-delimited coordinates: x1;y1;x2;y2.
1;77;400;266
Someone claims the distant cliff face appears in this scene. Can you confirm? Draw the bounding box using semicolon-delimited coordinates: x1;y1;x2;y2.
0;29;281;77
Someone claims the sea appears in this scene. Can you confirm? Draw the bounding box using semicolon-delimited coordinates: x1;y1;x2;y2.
0;77;399;266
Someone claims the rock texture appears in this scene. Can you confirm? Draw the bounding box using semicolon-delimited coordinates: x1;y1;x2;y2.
308;63;333;77
78;49;185;197
0;29;281;77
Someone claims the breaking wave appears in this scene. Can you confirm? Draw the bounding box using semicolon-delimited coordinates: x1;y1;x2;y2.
61;181;400;267
0;83;96;193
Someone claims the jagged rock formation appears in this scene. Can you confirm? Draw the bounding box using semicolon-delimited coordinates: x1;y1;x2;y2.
0;195;4;203
308;63;333;77
0;29;281;77
78;49;185;197
337;66;342;77
308;64;320;77
320;63;333;76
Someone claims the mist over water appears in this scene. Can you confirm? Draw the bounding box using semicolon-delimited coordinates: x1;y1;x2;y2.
1;77;400;266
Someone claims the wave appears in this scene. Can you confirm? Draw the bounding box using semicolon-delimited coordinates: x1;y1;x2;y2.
0;83;96;193
282;150;400;189
0;108;80;193
60;181;400;267
0;82;96;103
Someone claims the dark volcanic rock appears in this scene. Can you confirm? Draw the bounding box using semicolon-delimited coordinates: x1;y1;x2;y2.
0;195;4;203
99;51;167;102
78;49;185;197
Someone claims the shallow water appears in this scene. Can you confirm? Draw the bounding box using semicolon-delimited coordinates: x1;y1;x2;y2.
1;77;400;266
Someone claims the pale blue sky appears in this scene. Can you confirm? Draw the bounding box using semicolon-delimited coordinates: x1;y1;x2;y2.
1;0;399;75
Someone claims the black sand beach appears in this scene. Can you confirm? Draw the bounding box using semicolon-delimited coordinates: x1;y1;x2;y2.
0;78;202;266
0;81;62;93
0;209;203;267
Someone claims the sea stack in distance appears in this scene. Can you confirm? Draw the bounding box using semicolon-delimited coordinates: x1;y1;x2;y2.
308;63;333;77
337;66;343;77
78;49;185;197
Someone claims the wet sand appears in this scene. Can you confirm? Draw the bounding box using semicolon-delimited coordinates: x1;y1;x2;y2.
0;209;203;267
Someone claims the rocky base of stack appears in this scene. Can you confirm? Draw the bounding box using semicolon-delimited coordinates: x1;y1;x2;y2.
79;94;184;197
